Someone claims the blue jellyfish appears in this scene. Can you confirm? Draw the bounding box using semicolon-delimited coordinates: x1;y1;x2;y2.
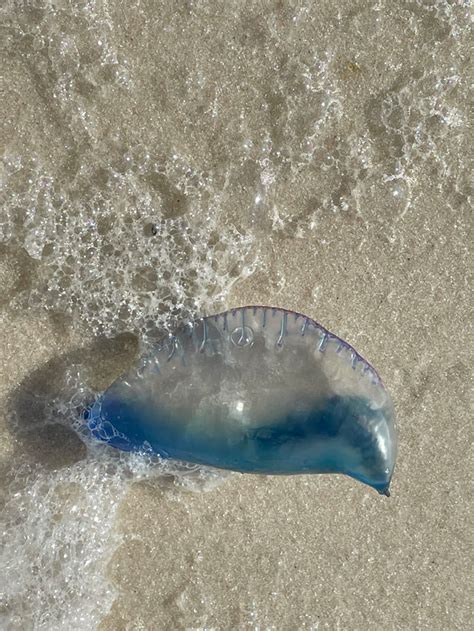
86;307;397;495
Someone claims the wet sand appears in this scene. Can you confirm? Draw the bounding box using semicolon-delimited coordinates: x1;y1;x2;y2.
1;1;472;629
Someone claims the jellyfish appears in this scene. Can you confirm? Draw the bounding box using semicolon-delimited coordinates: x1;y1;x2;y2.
86;307;397;495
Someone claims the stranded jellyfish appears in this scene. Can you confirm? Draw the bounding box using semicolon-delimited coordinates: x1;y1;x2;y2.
86;307;397;495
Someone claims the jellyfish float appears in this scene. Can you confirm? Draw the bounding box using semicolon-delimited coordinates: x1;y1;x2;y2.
86;307;397;495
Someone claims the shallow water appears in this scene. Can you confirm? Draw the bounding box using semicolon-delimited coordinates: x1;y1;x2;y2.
1;1;472;629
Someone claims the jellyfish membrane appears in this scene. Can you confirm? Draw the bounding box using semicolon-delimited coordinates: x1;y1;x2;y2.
86;306;397;495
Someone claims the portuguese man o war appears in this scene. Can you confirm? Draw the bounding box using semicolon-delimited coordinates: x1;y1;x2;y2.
86;307;397;495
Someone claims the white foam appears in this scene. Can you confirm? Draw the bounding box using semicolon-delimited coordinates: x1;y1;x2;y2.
0;455;127;629
0;431;231;630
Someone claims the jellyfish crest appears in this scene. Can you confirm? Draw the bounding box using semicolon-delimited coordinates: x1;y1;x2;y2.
86;306;397;495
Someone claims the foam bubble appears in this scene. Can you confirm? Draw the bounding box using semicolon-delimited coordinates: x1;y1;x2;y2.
0;149;255;341
0;456;127;629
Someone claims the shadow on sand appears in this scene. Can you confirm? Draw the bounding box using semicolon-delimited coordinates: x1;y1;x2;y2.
6;333;139;470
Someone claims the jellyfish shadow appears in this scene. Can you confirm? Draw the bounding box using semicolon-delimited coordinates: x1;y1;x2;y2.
5;332;139;471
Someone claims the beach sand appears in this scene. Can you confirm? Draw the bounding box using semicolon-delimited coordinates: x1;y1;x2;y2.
1;1;472;629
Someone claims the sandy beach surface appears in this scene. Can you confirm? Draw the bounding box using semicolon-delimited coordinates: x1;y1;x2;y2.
1;1;472;629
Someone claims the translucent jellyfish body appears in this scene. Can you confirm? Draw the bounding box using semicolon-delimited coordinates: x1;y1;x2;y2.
87;307;397;495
